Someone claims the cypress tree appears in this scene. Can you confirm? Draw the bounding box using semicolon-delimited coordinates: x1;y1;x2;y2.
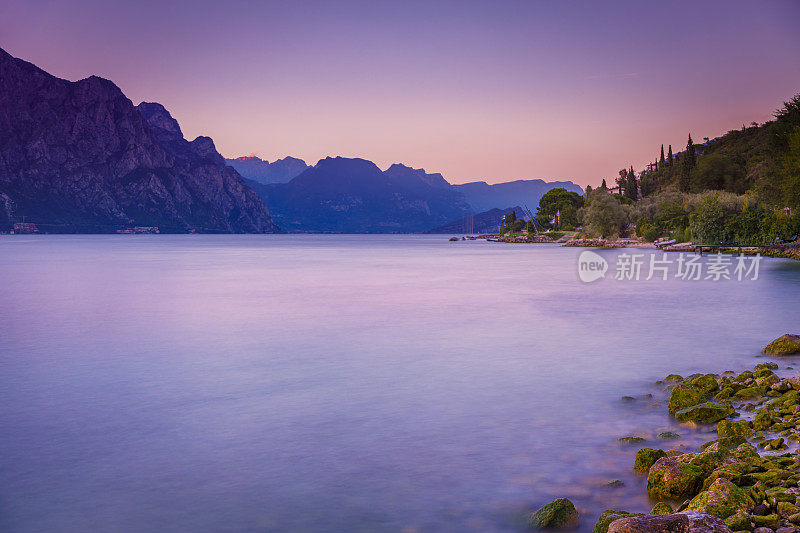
626;166;638;201
667;145;673;166
685;134;696;169
659;145;665;170
601;178;607;190
678;134;695;193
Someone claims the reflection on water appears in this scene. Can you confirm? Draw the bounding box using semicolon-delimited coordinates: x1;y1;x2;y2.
0;235;798;532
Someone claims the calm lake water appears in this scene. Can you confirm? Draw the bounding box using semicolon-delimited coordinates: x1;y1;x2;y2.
1;235;799;532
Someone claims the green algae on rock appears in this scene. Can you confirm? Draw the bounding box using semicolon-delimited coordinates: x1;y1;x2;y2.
592;510;642;533
650;502;673;515
530;498;579;529
674;401;735;425
762;334;800;356
634;448;666;474
646;456;706;500
668;383;708;415
686;478;755;519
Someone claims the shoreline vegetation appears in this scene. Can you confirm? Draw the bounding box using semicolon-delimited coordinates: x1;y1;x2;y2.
479;95;800;260
529;334;800;533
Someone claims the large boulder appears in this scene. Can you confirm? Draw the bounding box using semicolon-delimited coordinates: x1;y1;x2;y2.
681;511;734;532
647;457;706;500
607;513;689;533
675;402;734;425
762;334;800;356
607;512;732;533
686;478;755;519
634;448;667;474
530;498;579;529
669;384;708;415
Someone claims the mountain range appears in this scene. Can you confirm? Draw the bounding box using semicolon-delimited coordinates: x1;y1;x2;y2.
0;47;277;233
245;158;473;233
225;156;309;184
0;47;583;234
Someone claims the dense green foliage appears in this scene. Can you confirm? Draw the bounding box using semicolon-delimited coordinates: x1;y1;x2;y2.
582;94;800;243
535;188;584;229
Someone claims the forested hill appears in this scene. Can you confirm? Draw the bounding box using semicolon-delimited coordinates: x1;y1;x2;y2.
629;94;799;209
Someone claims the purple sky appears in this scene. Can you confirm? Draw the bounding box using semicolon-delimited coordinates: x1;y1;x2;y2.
2;0;799;187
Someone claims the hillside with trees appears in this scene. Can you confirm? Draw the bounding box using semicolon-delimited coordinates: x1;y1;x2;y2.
576;94;800;245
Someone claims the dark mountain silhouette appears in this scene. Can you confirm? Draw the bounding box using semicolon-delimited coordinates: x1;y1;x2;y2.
0;48;278;233
454;179;583;213
246;158;473;233
226;155;309;184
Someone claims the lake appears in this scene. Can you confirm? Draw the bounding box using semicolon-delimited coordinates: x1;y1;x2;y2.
1;235;799;532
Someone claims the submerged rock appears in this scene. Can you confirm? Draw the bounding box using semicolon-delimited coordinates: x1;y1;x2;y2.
762;335;800;356
530;498;579;529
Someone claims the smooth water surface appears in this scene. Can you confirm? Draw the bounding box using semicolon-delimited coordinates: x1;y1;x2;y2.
1;235;799;532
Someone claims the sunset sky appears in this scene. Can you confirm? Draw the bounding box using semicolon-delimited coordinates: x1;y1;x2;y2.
2;0;799;187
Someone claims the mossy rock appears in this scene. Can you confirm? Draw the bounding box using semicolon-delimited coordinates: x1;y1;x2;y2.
530;498;579;529
751;514;780;528
724;511;751;531
762;334;800;356
686;478;755;519
618;436;646;445
657;432;681;440
592;510;643;533
634;448;667;474
675;401;734;425
734;386;765;399
668;383;708;415
647;456;705;500
620;396;636;402
650;502;673;515
718;420;754;439
689;374;721;394
777;501;799;518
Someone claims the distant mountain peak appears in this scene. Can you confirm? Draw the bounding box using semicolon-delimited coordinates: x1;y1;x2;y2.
225;154;309;184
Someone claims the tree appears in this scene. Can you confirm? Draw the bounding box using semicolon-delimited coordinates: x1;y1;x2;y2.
625;166;639;201
689;194;727;244
581;189;628;237
679;134;695;192
667;145;673;166
536;188;585;228
659;145;666;170
616;169;627;195
600;179;608;190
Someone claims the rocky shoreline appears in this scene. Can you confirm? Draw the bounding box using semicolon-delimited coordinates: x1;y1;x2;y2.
530;335;800;532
